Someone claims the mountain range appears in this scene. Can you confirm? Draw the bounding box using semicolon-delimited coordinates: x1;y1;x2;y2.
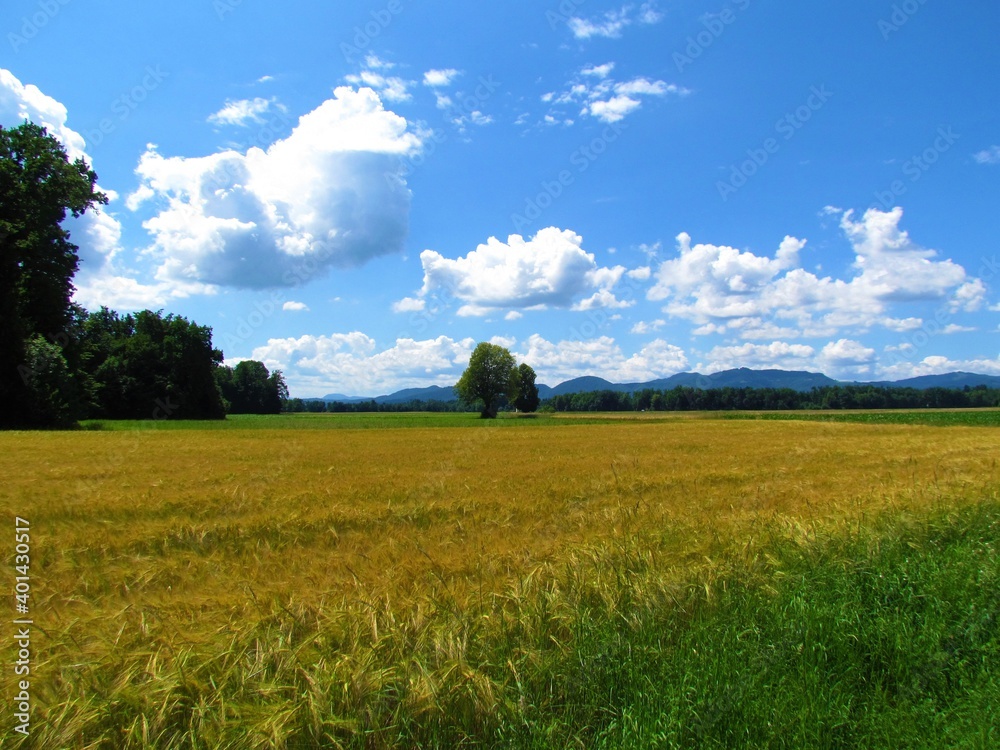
315;369;1000;404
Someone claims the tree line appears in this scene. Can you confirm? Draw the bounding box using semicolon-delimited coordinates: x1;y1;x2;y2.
285;398;465;413
291;383;1000;416
545;384;1000;413
10;303;288;427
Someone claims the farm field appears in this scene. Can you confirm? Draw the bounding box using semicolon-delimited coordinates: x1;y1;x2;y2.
3;412;999;747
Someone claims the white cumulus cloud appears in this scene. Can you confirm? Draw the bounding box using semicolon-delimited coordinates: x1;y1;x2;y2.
567;3;663;39
548;65;689;124
818;339;877;377
392;296;426;313
517;334;688;384
703;342;816;373
208;97;284;127
251;333;476;396
582;63;616;78
345;57;411;103
423;68;460;87
630;319;666;334
649;207;977;339
414;227;634;316
128;86;424;290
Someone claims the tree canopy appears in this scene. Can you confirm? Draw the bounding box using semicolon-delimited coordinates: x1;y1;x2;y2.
511;363;540;413
216;360;288;414
1;122;107;427
76;308;227;420
455;342;518;418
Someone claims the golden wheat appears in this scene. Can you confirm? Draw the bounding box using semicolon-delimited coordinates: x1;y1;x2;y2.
1;414;998;745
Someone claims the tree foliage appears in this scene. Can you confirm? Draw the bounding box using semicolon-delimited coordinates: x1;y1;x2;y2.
455;342;518;418
216;360;288;414
76;308;226;420
544;384;1000;412
20;335;80;428
0;122;107;427
512;363;540;413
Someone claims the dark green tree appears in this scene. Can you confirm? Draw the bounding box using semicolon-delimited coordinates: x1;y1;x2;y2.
455;342;517;418
76;308;226;419
216;360;288;414
511;362;540;413
20;335;80;428
1;122;107;427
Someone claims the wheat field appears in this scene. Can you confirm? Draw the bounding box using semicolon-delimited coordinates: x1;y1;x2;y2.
2;413;998;746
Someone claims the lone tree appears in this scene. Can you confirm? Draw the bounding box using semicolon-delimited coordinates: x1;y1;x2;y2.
512;362;540;413
0;122;107;428
455;342;517;418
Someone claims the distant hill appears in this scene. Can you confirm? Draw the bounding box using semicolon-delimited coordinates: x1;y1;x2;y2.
547;376;622;396
699;368;841;391
319;393;368;403
866;372;1000;390
586;369;841;394
312;369;1000;403
376;385;458;404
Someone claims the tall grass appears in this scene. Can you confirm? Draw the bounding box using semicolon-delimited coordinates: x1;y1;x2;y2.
3;418;999;746
15;498;999;748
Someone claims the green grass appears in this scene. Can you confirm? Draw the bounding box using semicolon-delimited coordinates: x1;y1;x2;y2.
542;500;1000;749
79;408;1000;432
77;411;686;431
80;411;513;431
721;409;1000;427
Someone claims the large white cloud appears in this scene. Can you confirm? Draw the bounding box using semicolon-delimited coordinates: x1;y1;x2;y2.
413;227;635;316
517;334;689;383
817;339;877;378
250;333;476;396
650;207;979;339
702;341;817;374
129;86;424;290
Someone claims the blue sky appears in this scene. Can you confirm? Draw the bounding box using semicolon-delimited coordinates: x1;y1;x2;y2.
3;0;998;396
